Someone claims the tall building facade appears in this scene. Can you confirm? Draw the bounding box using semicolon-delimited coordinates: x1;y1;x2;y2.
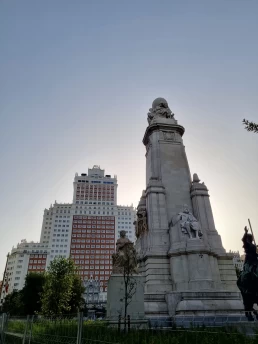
0;166;136;304
0;241;49;300
73;166;118;205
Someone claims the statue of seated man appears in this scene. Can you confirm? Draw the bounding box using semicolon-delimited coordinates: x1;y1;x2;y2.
176;205;203;239
116;230;131;254
112;231;138;274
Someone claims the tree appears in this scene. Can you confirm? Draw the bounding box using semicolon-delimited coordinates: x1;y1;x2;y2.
121;245;137;322
22;272;46;315
112;231;138;330
1;273;45;316
41;257;85;316
114;243;138;331
243;119;258;133
68;273;85;314
2;291;24;315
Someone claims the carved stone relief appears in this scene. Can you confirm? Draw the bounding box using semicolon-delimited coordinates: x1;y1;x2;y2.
134;209;148;239
163;131;175;141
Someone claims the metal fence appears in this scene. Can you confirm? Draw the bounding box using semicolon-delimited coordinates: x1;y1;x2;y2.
0;312;257;344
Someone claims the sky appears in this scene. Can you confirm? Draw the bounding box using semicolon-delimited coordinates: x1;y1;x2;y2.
0;0;257;276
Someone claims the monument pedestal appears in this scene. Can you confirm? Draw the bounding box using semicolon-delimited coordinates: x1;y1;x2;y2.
166;291;243;315
135;98;244;323
107;274;146;323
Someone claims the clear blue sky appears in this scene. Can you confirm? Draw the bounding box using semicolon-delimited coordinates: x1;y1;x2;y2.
0;0;257;275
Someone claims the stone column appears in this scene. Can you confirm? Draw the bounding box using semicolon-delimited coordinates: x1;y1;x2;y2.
137;178;172;295
190;174;225;255
143;118;193;221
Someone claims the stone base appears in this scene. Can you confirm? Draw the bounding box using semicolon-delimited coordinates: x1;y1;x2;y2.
107;318;149;329
166;291;243;316
173;313;253;328
144;293;169;317
107;274;146;320
143;290;244;327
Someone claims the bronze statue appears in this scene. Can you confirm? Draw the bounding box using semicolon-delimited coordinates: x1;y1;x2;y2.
237;226;258;321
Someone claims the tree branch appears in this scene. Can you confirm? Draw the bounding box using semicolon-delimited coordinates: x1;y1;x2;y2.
243;119;258;133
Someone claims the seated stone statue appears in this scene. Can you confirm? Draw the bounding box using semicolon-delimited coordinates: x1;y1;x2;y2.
171;205;203;239
112;230;138;274
116;230;131;253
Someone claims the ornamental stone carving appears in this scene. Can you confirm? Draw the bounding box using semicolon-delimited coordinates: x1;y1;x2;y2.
177;204;203;239
134;208;148;238
162;131;175;141
112;230;138;274
134;191;148;239
147;97;174;124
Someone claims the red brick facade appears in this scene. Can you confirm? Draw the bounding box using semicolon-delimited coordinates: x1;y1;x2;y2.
28;254;47;272
70;215;115;291
75;184;115;202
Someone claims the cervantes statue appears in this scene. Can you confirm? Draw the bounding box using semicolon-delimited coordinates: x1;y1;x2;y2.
112;230;138;274
237;226;258;321
170;204;203;239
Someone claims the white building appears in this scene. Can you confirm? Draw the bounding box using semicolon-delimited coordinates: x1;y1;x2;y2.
230;251;244;271
0;166;136;304
116;205;136;242
0;240;49;302
40;202;73;264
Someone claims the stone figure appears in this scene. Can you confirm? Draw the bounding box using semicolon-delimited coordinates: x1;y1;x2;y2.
134;209;148;238
176;205;203;239
115;230;131;253
147;97;174;124
237;226;258;321
242;227;258;266
112;230;138;274
192;173;201;183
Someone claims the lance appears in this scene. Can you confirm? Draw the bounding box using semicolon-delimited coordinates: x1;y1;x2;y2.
248;218;256;246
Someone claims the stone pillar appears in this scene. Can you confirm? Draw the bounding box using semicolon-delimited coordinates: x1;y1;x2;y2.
190;174;225;255
107;274;146;320
143;118;193;221
137;178;172;294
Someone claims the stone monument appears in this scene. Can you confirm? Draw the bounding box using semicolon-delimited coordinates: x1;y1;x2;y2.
135;97;243;324
107;231;146;324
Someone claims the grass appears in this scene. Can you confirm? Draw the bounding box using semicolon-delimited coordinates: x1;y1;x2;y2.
3;318;258;344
